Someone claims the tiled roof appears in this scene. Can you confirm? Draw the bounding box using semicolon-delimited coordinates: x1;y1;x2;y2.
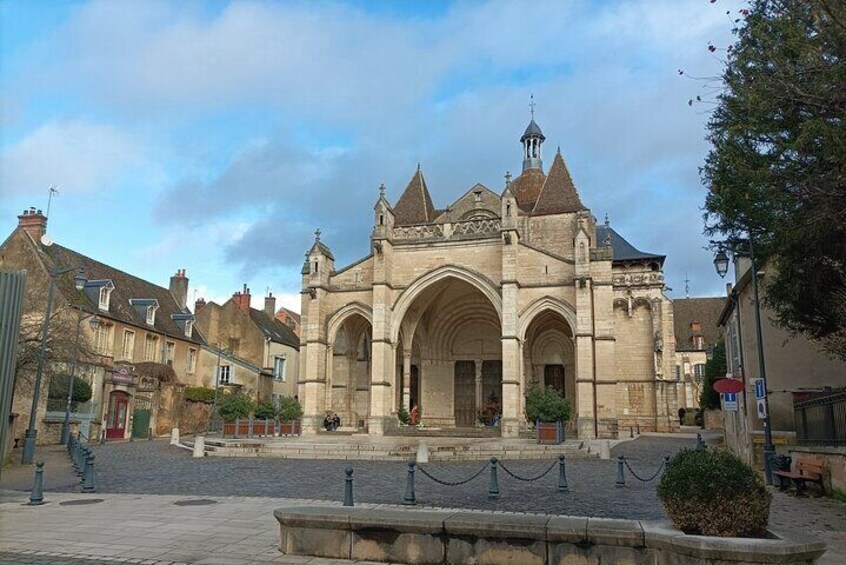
248;308;299;348
531;151;586;216
673;297;726;352
510;168;547;212
41;243;204;344
277;307;301;325
595;226;665;263
393;168;438;226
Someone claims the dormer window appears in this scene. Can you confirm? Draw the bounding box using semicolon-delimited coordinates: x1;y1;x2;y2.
130;298;159;326
171;312;195;338
146;304;158;325
184;319;193;337
84;280;115;312
99;287;110;310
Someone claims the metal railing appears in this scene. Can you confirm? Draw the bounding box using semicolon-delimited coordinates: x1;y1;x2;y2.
794;389;846;446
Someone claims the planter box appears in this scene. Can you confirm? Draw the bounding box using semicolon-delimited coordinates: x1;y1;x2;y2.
279;420;301;437
536;420;564;444
222;419;300;438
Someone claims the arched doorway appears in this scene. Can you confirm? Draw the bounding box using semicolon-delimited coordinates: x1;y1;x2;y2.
328;312;372;430
106;390;131;440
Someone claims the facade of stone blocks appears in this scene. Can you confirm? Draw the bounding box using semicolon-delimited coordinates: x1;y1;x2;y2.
297;119;679;438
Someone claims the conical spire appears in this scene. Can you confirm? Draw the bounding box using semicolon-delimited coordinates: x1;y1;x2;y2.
531;150;586;216
393;167;437;225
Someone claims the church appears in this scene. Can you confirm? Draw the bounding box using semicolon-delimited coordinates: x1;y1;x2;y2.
298;115;679;439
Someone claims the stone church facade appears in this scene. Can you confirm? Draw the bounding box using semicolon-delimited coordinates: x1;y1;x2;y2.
298;118;678;438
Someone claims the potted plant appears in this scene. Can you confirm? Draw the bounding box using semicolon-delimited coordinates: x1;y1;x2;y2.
657;448;771;537
253;401;277;437
525;386;571;444
218;392;254;437
277;396;303;436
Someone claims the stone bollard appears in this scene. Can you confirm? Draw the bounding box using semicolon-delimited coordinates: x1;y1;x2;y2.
558;455;569;492
630;426;634;439
170;428;180;446
488;457;500;499
344;468;354;507
615;455;626;487
193;436;205;458
636;422;640;435
416;441;429;464
28;461;45;506
82;452;96;493
99;430;105;445
148;428;153;441
600;440;611;460
403;462;416;505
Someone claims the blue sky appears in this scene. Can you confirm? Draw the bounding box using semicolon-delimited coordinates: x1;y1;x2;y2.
1;0;744;312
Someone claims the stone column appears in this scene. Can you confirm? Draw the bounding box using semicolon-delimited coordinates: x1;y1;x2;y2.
324;344;334;414
474;359;483;412
369;283;394;435
402;350;412;412
501;337;521;438
346;348;356;429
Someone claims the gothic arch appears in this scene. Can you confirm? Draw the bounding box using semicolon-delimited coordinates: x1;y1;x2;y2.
326;301;373;345
518;296;578;341
390;265;502;343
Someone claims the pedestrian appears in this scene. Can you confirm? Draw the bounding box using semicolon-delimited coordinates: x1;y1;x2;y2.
409;404;419;426
678;407;687;425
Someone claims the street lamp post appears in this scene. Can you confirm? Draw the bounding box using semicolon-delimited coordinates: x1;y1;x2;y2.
22;267;86;464
714;239;776;485
60;306;100;445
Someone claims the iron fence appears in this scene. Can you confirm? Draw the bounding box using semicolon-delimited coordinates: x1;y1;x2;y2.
794;389;846;446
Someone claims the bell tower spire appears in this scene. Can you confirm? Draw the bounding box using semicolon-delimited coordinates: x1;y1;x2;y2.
520;94;545;172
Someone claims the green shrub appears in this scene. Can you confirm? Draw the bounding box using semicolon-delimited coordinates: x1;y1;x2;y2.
217;392;254;421
524;386;571;424
657;448;771;537
253;401;277;420
397;406;410;425
700;340;726;410
48;374;92;403
184;386;216;404
277;396;303;421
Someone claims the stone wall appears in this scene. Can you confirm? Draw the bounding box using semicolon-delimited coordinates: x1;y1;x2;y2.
178;400;213;435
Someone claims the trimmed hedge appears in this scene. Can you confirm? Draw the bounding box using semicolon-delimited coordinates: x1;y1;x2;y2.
657;448;771;537
217;392;254;421
184;386;216;404
253;401;277;420
48;374;92;403
525;386;571;424
277;396;303;421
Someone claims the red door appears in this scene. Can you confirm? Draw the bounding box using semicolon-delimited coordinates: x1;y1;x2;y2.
106;391;130;440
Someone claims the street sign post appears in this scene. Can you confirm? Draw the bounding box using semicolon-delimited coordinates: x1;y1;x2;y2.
754;378;766;400
723;393;738;411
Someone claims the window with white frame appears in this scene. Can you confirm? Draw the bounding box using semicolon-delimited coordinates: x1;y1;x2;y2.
184;319;193;338
122;330;135;360
219;365;231;384
273;356;286;382
144;334;158;361
93;323;110;354
146;304;158;325
187;348;197;373
98;285;112;311
693;363;706;382
165;341;175;366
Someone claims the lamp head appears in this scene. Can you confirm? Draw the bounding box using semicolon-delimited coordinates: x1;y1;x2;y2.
73;271;87;291
713;250;730;278
88;314;101;330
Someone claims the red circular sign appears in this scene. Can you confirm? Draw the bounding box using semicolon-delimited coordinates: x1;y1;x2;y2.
713;378;744;394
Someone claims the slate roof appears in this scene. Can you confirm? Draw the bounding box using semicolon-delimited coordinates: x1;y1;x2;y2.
595;226;665;263
393;168;438;226
531;151;586;215
510;167;547;212
673;297;726;352
521;119;546;141
40;243;204;344
247;308;300;349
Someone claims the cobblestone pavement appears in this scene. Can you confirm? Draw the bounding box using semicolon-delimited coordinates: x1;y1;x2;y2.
39;436;692;520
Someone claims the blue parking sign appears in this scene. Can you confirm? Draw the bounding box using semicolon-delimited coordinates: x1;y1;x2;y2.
723;393;738;411
754;378;766;400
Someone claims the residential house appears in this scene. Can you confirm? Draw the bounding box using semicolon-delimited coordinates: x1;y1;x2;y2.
672;297;725;410
275;307;301;337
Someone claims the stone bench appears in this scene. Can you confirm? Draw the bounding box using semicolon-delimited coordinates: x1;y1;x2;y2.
273;505;826;565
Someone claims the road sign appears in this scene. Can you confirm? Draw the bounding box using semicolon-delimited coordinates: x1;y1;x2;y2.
756;398;767;419
723;393;738;411
714;378;744;394
754;378;766;400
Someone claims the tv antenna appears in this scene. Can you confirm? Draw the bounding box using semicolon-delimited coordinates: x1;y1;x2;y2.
46;185;60;218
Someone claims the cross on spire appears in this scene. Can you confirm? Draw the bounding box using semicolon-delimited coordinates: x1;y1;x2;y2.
684;272;690;298
504;171;512;185
315;228;321;242
379;183;386;197
529;94;536;119
604;212;610;226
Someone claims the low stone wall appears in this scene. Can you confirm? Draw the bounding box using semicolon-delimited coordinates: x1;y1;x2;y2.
274;505;826;565
789;445;846;495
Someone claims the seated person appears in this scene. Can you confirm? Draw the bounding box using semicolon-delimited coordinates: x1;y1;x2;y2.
331;413;341;431
323;413;334;431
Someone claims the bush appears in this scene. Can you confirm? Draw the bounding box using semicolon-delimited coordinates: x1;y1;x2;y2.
524;386;571;424
217;392;254;421
397;406;410;425
657;448;771;537
48;374;92;403
253;401;276;420
700;340;726;410
184;386;216;404
277;396;303;421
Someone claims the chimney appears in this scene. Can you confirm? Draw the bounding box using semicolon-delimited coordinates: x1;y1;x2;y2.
232;284;251;313
264;292;276;318
169;269;189;310
17;207;48;241
194;297;206;313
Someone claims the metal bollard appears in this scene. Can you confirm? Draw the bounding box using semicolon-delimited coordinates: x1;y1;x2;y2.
403;462;416;505
488;457;500;499
343;467;354;507
615;455;626;487
664;455;671;468
558;455;569;492
82;452;96;493
636;422;640;435
28;461;45;506
73;443;83;475
630;426;633;438
696;433;706;450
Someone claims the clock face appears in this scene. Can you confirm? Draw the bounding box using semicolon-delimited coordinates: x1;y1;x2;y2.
40;234;53;246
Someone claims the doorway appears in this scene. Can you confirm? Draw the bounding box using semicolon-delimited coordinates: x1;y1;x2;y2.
454;361;476;427
106;391;130;440
544;365;565;396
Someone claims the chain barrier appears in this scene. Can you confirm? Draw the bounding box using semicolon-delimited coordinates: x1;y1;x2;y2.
498;459;558;482
623;457;666;483
417;462;490;486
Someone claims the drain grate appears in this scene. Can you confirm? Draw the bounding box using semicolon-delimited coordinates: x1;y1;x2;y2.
59;499;104;506
173;498;218;506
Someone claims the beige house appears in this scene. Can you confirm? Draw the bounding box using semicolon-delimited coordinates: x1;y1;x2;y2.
194;287;299;405
672;297;725;410
298;118;679;438
1;209;205;442
720;258;846;468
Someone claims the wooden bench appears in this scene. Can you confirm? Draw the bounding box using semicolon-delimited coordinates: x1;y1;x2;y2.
773;459;826;497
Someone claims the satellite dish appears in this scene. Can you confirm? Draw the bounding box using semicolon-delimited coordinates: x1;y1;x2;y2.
40;234;53;247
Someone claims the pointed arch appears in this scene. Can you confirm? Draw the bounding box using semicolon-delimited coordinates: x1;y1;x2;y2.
390;265;502;343
518;296;578;341
326;301;373;345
